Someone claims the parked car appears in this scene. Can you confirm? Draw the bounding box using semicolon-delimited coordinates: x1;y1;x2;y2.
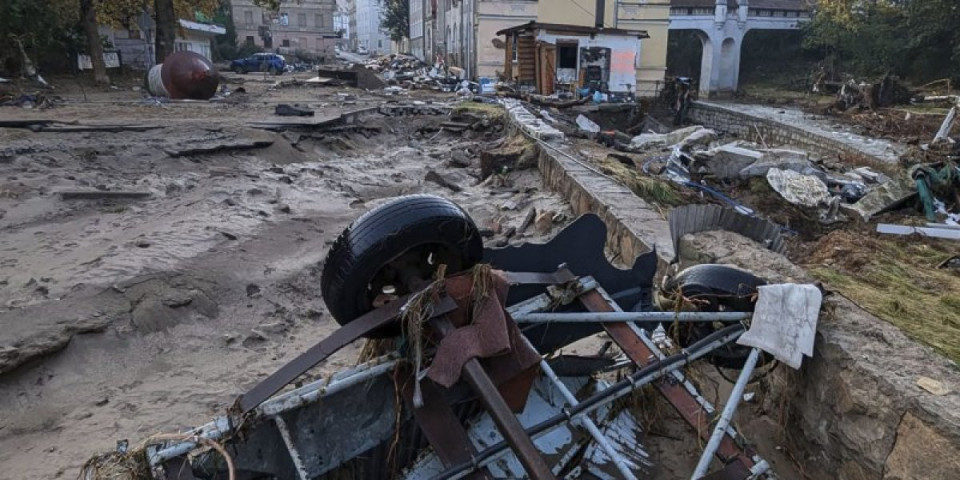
230;53;286;75
356;46;369;55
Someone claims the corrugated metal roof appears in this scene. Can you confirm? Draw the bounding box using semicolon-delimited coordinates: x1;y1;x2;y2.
497;21;650;38
669;204;787;261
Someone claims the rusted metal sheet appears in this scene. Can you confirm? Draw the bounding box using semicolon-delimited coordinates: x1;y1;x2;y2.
578;289;759;475
399;366;491;480
147;51;220;100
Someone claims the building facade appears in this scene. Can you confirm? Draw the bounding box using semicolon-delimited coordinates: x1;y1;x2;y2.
334;0;351;47
102;14;225;70
409;0;425;59
537;0;669;96
408;0;667;96
231;0;338;58
353;0;394;54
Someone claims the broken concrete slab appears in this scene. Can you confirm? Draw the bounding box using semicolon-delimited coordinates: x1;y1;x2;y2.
843;176;917;221
674;127;717;151
694;144;764;179
629;126;710;151
738;149;812;178
766;168;831;208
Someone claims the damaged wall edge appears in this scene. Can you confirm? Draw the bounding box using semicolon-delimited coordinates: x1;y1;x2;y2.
687;102;900;167
501;103;960;480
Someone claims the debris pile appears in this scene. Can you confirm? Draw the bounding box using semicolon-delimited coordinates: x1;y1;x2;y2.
357;54;473;93
84;204;820;480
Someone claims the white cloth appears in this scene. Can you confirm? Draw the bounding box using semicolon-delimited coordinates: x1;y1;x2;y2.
737;284;822;369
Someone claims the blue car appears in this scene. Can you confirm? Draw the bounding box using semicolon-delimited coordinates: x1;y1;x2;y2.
230;53;286;75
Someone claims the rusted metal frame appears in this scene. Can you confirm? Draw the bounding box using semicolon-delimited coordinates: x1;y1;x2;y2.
500;268;577;286
578;288;760;474
399;365;491;480
237;294;458;413
431;316;557;480
437;324;747;480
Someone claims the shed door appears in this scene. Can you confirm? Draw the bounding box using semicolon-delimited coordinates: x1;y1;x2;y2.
538;44;556;96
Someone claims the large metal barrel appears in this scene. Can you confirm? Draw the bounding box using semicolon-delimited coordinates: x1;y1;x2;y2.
146;51;220;100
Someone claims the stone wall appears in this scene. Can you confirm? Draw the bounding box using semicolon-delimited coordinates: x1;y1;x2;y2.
688;102;877;163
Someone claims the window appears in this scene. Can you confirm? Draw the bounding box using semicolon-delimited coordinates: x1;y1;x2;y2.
558;44;577;69
282;39;290;47
280;12;289;26
511;34;518;61
298;13;306;27
378;39;382;48
316;14;323;28
244;10;253;25
245;36;255;46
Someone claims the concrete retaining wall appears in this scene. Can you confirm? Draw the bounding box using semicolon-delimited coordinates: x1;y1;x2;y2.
501;102;960;480
687;102;897;164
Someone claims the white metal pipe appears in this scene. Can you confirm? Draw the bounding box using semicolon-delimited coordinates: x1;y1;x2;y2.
690;348;762;479
513;312;752;323
529;340;638;480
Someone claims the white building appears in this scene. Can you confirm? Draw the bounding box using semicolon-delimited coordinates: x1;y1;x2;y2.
409;0;424;60
102;14;225;70
353;0;393;55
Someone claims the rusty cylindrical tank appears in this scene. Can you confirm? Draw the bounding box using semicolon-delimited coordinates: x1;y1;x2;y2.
146;51;220;100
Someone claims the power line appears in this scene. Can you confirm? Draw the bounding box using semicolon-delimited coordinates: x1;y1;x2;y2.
568;0;615;29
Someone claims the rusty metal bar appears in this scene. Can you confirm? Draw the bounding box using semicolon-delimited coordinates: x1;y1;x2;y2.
432;317;556;480
237;294;457;412
578;288;760;474
438;324;747;480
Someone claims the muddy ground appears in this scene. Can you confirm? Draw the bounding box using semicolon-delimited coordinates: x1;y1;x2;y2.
0;71;819;480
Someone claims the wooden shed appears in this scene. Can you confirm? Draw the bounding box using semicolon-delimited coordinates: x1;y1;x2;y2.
497;22;649;98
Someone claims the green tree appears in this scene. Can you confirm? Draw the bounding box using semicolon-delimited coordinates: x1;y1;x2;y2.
803;0;960;84
381;0;409;43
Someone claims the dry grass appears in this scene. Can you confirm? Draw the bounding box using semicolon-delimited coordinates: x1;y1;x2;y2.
595;156;683;206
804;230;960;362
451;101;506;120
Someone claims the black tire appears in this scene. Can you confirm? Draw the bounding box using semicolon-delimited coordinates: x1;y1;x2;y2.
270;66;281;75
663;264;767;369
320;195;483;337
232;65;244;74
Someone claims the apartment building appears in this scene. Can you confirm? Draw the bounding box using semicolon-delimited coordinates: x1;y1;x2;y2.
231;0;339;57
